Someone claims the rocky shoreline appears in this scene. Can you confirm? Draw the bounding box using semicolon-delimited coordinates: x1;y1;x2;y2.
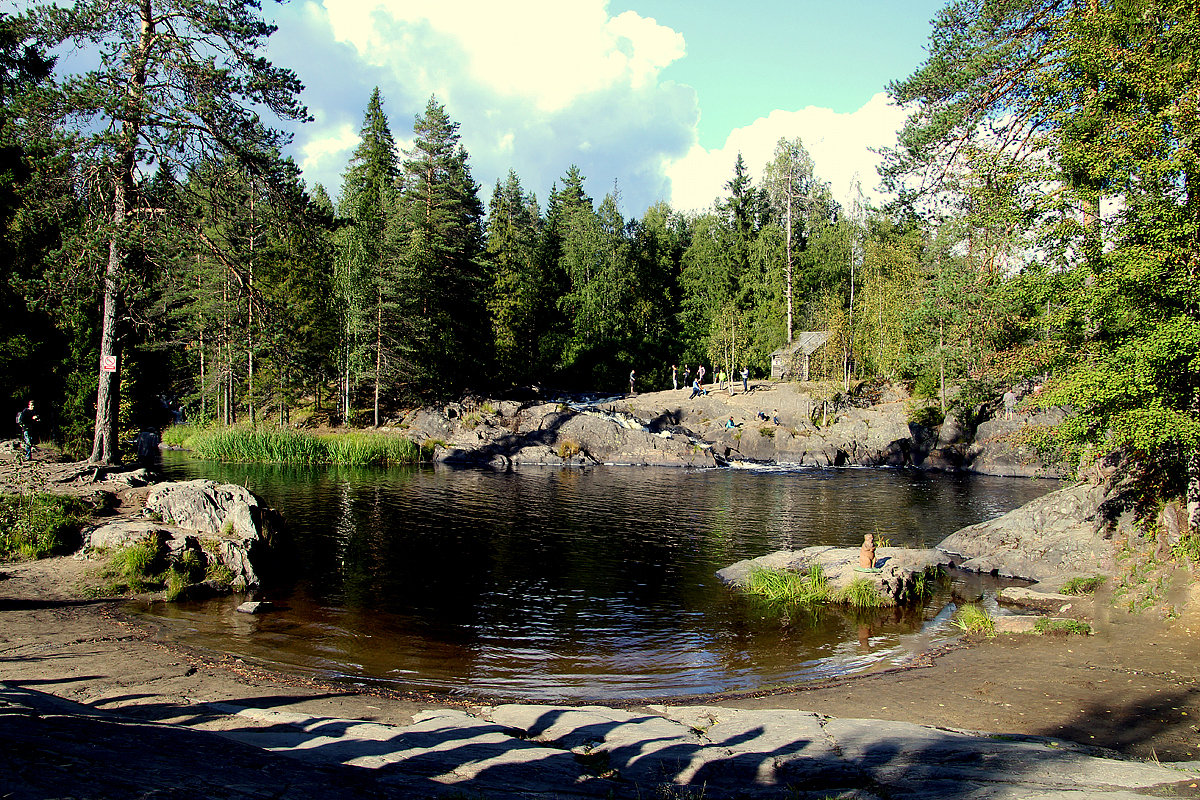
399;381;1067;478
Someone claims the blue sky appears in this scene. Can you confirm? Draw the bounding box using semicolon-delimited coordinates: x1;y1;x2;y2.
16;0;948;216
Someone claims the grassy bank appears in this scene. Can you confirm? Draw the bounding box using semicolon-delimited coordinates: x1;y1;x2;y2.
162;425;429;466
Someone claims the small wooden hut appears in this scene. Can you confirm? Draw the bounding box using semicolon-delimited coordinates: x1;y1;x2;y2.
769;331;832;381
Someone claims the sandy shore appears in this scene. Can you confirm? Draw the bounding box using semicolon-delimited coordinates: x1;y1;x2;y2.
3;552;1200;765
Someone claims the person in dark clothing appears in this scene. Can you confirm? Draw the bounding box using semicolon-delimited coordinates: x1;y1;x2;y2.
16;401;38;460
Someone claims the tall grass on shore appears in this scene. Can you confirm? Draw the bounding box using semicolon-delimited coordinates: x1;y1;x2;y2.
0;493;89;560
746;564;831;604
172;425;425;466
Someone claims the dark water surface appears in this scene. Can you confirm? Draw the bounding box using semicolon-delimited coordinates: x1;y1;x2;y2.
147;453;1057;700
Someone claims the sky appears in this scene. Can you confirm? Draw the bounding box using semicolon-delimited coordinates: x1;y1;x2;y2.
21;0;950;217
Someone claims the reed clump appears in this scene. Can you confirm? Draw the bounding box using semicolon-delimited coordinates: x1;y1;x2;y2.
746;565;830;604
182;426;423;466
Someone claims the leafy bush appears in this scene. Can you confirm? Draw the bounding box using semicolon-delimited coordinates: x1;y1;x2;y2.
906;401;945;428
557;439;582;459
758;427;775;438
0;493;89;561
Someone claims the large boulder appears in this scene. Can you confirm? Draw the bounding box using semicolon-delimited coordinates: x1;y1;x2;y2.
964;408;1070;478
936;482;1112;584
142;480;277;588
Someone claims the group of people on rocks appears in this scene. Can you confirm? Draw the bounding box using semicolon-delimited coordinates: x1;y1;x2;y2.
664;364;752;399
627;364;754;398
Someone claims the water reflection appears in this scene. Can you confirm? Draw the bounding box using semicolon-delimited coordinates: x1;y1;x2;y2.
148;453;1055;700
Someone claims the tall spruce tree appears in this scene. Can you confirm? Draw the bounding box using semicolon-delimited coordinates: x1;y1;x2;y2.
26;0;307;463
338;88;401;425
397;96;487;393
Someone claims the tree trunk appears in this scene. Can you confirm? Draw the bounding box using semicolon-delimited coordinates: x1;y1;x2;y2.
89;0;153;463
785;190;793;344
89;229;123;464
374;283;382;427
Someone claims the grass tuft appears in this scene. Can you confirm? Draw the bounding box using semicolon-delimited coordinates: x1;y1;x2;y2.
1061;576;1105;595
835;578;888;608
184;426;422;466
1034;618;1092;636
746;565;830;604
952;604;996;637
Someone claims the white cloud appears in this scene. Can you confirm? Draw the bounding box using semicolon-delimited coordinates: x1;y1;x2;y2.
299;122;360;183
318;0;684;112
291;0;698;214
664;93;910;214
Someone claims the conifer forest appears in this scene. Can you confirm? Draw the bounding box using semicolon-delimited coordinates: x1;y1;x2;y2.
0;0;1196;524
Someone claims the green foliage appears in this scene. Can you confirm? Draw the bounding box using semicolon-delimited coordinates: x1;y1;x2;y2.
905;400;944;428
1061;576;1105;596
104;540;164;594
0;493;88;560
758;426;775;438
557;439;582;460
745;564;830;605
1034;618;1091;636
952;604;995;637
834;578;888;608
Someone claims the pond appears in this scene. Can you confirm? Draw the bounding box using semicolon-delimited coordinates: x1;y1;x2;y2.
145;452;1056;701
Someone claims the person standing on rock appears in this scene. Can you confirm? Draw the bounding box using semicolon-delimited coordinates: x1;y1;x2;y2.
671;364;678;390
1003;389;1017;421
697;365;706;386
629;369;636;396
741;366;749;394
16;400;38;460
682;365;691;389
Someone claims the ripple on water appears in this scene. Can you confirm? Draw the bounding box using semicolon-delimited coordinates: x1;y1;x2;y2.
146;455;1057;700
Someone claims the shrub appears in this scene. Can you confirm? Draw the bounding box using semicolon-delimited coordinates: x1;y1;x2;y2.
557;439;582;459
906;401;945;428
758;427;775;438
952;604;995;636
0;493;89;561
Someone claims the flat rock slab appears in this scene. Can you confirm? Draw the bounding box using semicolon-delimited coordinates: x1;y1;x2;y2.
717;546;953;603
999;587;1077;612
200;702;1198;799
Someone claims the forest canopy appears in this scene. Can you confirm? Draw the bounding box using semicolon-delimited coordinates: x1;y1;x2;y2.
0;0;1196;531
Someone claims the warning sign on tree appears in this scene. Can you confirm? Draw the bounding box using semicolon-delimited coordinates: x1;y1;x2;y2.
100;355;117;373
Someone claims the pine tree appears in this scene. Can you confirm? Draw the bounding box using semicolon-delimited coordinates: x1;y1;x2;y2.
25;0;307;462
